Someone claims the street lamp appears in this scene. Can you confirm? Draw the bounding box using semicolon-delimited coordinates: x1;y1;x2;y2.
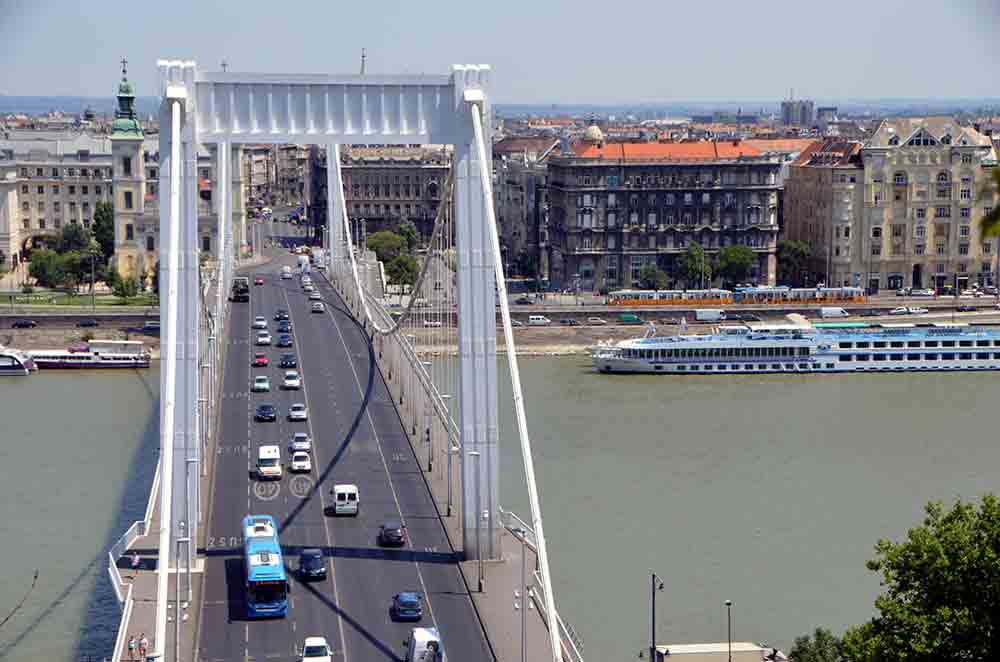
725;599;733;662
87;238;100;311
513;526;530;662
649;572;665;662
467;450;484;592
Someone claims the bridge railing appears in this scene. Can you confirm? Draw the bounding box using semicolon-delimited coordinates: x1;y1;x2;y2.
532;569;586;662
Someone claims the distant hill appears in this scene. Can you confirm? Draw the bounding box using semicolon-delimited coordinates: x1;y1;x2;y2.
0;96;160;118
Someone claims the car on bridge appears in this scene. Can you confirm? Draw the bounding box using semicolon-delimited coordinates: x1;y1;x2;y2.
276;334;293;348
254;276;264;286
274;310;290;321
289;432;311;452
251;376;271;392
288;403;308;421
11;319;37;328
300;637;332;662
254;404;277;422
253;352;269;367
253;316;268;329
280;353;297;368
377;520;407;547
308;291;322;301
303;284;315;293
311;302;325;313
76;319;100;328
391;592;423;622
290;451;312;473
282;371;302;389
276;320;292;334
297;549;326;581
957;305;978;312
256;331;272;345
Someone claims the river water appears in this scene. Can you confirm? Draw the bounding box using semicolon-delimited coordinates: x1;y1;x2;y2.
2;360;998;662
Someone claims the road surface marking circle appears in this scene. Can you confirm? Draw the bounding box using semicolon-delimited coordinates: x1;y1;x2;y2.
253;481;281;501
289;475;314;498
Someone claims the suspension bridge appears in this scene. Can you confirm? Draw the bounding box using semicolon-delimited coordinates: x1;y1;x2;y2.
105;61;584;662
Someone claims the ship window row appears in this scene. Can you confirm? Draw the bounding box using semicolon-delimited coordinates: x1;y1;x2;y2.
674;362;832;372
838;339;997;349
626;346;809;360
840;352;1000;362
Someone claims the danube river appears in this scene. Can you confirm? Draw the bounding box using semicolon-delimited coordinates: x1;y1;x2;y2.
2;360;998;662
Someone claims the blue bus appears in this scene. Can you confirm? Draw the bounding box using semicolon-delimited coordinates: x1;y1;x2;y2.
242;515;289;617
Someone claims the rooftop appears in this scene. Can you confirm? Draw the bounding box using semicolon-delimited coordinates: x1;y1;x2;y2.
865;116;991;149
563;140;766;163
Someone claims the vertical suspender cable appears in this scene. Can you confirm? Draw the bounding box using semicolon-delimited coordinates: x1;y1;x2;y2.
155;97;182;660
470;104;562;662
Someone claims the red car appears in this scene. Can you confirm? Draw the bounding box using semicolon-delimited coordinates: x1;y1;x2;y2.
252;352;268;367
254;276;265;286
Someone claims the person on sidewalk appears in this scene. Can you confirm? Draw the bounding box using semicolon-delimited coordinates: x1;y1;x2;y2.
138;633;149;659
127;635;137;661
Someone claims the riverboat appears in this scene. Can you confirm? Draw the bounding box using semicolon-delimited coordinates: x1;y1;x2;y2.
592;322;1000;375
0;347;37;375
27;340;150;369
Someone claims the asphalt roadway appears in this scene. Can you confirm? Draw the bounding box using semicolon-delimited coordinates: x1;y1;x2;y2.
196;236;493;661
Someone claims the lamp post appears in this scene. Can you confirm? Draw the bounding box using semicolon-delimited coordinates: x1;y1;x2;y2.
87;238;100;311
468;450;484;592
649;572;664;662
725;599;733;662
422;361;433;471
514;527;529;662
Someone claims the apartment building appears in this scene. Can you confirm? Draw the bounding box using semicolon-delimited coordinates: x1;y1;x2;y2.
545;128;784;291
493;136;558;276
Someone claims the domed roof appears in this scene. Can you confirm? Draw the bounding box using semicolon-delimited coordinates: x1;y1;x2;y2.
117;79;135;97
583;124;604;142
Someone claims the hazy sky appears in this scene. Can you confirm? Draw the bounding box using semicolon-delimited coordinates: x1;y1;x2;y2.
1;0;998;103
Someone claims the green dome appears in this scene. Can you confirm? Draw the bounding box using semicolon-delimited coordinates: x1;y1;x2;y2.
112;116;142;137
118;79;135;97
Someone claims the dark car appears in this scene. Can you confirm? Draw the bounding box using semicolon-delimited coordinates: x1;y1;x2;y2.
76;319;100;328
253;352;269;367
11;319;37;329
957;305;978;312
299;548;327;581
514;297;533;305
276;321;292;334
377;520;407;547
274;310;290;321
390;592;423;622
559;319;580;326
733;313;762;322
254;404;277;422
280;353;298;368
276;334;293;348
859;309;882;317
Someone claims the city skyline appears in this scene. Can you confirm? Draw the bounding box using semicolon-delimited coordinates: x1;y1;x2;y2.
1;0;998;103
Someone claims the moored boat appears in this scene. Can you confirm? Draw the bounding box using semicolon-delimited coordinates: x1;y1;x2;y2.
27;340;150;369
0;346;36;376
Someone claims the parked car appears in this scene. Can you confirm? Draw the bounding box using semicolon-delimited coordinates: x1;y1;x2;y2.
859;309;882;317
957;305;978;312
888;307;910;315
11;319;37;329
514;296;534;305
586;317;607;325
909;306;929;314
76;319;100;328
377;520;407;547
142;321;160;332
559;319;580;326
911;288;936;297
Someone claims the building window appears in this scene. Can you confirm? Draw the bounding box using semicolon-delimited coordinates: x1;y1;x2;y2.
53;202;60;212
21;202;28;211
959;244;970;256
146;236;155;251
962;154;974;165
122;157;132;177
150;168;158;179
54;219;61;229
36;168;43;177
986;207;993;218
874;193;882;206
936;244;945;256
893;173;906;185
937;172;950;184
871;226;882;238
936;264;945;274
38;219;45;230
961;188;971;200
915;244;925;255
935;206;950;218
892;224;904;238
937;187;951;199
20;168;27;177
985;242;993;255
961;207;971;218
52;185;59;194
95;185;102;196
960;225;970;237
22;219;30;230
959;263;967;273
37;201;44;212
82;202;89;212
125;224;134;241
983;262;992;273
915;225;926;238
82;185;88;195
37;185;43;194
608;235;616;249
871;245;881;256
916;208;926;219
202;236;211;252
607;211;617;227
124;191;133;209
20;185;27;194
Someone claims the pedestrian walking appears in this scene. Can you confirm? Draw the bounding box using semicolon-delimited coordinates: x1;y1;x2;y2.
138;633;149;659
127;635;137;661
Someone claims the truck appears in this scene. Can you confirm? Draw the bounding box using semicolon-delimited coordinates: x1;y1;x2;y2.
297;255;311;274
695;309;726;322
230;276;250;302
819;306;850;318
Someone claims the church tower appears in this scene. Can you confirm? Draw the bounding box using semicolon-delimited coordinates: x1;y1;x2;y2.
110;58;146;278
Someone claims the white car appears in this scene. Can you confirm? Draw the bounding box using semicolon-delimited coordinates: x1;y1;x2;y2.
423;320;443;328
252;316;268;330
256;331;272;345
280;271;293;280
283;370;302;389
289;403;308;421
301;637;332;662
888;307;910;315
309;291;322;301
251;376;271;392
290;451;312;473
290;432;312;452
303;284;315;293
587;317;608;325
909;306;929;314
311;302;325;313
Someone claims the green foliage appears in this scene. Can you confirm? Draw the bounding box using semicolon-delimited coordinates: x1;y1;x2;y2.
790;627;843;662
28;249;69;288
367;230;406;263
151;260;160;296
777;239;812;286
398;220;419;253
92;201;116;262
21;282;34;294
386;254;419;286
111;271;141;302
717;244;755;287
638;264;668;290
675;243;712;288
514;251;538;278
977;167;1000;238
56;222;91;253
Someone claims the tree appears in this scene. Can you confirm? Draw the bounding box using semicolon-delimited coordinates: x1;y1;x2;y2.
638;264;668;290
717;244;755;288
92;201;116;263
846;495;1000;661
977;166;1000;237
56;222;91;253
366;230;405;263
398;220;419;253
111;271;141;303
777;239;811;286
28;249;69;288
790;627;843;662
385;254;419;286
151;260;160;297
676;243;712;288
514;251;538;278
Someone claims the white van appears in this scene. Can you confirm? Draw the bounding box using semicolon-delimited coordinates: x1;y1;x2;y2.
527;315;551;326
331;484;359;516
405;627;444;662
695;309;726;322
256;445;283;480
819;306;850;318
